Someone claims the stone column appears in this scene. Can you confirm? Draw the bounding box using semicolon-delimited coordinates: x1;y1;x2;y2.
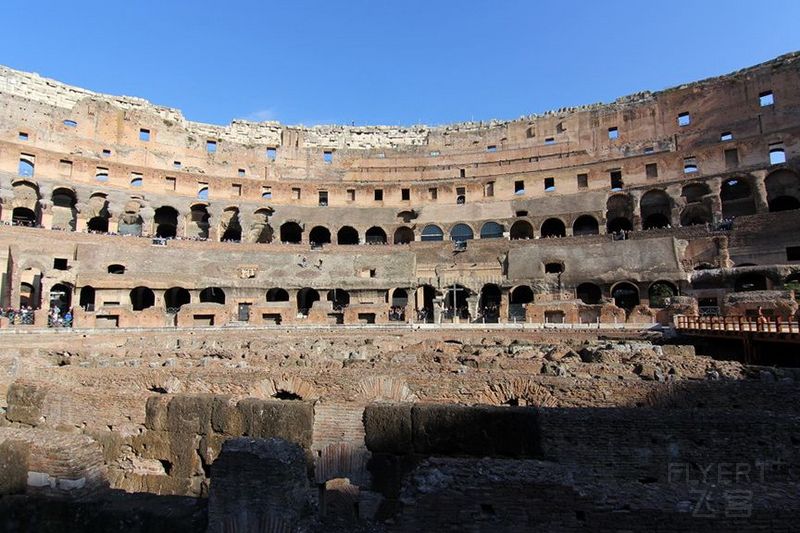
752;171;769;213
666;184;683;227
465;295;479;323
631;191;643;231
708;177;723;222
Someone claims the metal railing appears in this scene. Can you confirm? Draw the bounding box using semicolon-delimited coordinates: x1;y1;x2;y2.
675;314;800;334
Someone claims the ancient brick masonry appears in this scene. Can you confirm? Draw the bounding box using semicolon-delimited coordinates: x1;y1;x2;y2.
0;53;800;531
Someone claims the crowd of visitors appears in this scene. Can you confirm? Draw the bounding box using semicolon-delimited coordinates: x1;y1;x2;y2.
0;306;36;325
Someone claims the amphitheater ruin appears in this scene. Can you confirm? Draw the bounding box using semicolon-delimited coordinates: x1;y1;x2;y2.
0;52;799;531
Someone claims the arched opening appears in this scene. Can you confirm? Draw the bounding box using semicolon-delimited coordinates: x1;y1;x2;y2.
640;189;673;229
721;178;756;218
766;169;800;212
680;204;712;226
118;198;142;236
199;287;226;304
309;226;331;246
51;188;77;231
326;288;350;310
607;217;633;233
479;221;504;239
107;264;125;274
606;194;634;233
79;286;96;311
450;223;474;242
12;207;37;227
297;287;320;316
220;208;242;242
478;284;501;323
681;183;710;204
540;218;566;238
337;226;360;245
251;209;273;243
576;282;602;305
266;288;290;302
443;284;470;320
509;220;534;240
416;285;436;322
365;226;387;244
19;268;41;309
421;225;444;242
572;215;599;236
509;285;533;320
648;281;677;308
188;204;210;239
280;222;303;243
154;206;179;238
735;273;768;292
611;282;640;312
49;283;72;313
393;226;414;244
87;216;109;233
164;287;191;311
389;288;408;321
130;286;155;311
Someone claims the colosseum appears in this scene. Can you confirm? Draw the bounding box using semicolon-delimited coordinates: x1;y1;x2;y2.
0;52;799;532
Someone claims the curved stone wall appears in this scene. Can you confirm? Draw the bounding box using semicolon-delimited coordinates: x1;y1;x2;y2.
1;53;799;326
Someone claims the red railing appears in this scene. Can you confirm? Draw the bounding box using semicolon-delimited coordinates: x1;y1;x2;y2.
675;315;800;334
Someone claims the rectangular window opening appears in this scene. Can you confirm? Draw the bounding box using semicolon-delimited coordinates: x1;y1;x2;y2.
610;170;624;190
374;189;384;201
683;157;698;174
318;190;328;206
645;163;658;179
53;258;68;270
544;137;555;145
59;160;73;176
139;128;151;141
487;145;497;153
323;150;333;164
401;188;410;201
770;144;786;165
237;168;245;177
760;91;774;107
725;149;739;168
428;187;438;200
514;180;525;194
787;246;800;261
608;127;619;140
484;181;495;197
347;189;356;201
206;140;217;153
544;177;555;192
291;187;301;200
18;132;28;141
165;177;176;191
232;183;242;197
720;132;733;142
577;173;588;188
173;161;182;168
678;112;691;127
262;186;272;199
266;147;277;160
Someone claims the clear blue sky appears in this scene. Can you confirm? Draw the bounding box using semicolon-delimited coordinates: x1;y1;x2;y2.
2;1;798;126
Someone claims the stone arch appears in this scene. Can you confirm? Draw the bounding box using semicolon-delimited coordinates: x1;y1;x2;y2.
680;203;712;226
721;177;756;218
219;207;242;242
51;187;77;231
681;182;711;204
450;223;474;242
164;287;190;311
365;226;387;244
479;221;504;239
249;208;273;243
297;287;320;316
187;204;211;239
576;282;602;304
572;215;599;236
251;376;320;401
478;379;557;407
18;267;42;308
509;220;534;240
420;224;444;241
154;206;179;238
540;217;566;238
478;283;501;323
49;282;73;313
765;169;800;212
648;280;678;308
130;286;155;311
357;376;417;402
79;285;96;311
611;281;640;311
640;189;672;229
266;288;290;302
606;193;634;232
393;226;414;244
327;288;350;310
117;198;142;236
199;287;226;304
309;226;331;245
337;226;360;245
280;221;303;243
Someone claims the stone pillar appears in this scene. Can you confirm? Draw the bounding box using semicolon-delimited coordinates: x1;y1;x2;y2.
752;171;769;213
432;291;445;324
631;191;643;231
708;178;723;222
666;184;683;227
499;289;510;323
465;295;479;323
